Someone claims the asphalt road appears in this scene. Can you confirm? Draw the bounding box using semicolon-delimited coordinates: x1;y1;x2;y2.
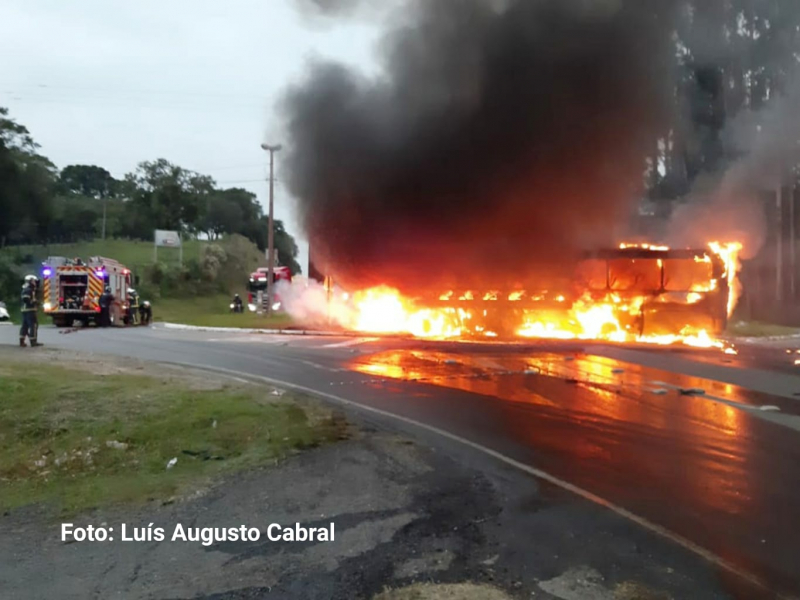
4;323;800;598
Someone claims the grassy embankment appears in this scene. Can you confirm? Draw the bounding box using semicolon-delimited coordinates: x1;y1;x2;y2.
154;295;295;329
7;239;206;271
0;352;346;514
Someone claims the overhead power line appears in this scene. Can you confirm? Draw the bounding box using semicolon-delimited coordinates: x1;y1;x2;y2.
0;82;268;100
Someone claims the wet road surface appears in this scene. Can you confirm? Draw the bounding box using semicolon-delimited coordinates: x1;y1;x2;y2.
3;324;800;598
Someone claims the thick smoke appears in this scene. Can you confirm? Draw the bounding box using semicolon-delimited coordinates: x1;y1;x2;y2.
283;0;678;292
666;76;800;258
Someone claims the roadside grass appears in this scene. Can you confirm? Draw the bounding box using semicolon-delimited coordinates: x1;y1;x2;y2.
726;320;800;338
154;294;295;329
0;358;347;515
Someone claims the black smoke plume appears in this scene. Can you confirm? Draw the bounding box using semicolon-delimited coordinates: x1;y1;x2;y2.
283;0;678;292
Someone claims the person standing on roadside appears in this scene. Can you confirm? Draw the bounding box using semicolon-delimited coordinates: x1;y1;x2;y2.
20;275;43;347
99;286;114;327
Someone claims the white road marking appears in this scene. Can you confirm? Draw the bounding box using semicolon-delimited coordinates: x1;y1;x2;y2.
321;337;379;348
300;360;346;373
170;361;787;600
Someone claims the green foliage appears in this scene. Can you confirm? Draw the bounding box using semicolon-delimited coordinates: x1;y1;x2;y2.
121;158;215;238
59;165;117;199
0;254;20;306
200;243;227;282
136;234;264;299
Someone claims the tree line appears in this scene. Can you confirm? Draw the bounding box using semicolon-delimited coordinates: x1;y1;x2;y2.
0;108;301;274
648;1;800;203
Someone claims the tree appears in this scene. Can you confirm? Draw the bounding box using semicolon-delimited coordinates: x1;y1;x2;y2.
59;165;118;199
247;215;302;275
0;107;57;246
123;159;215;237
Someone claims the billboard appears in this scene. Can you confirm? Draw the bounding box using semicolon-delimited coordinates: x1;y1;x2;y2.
155;230;182;247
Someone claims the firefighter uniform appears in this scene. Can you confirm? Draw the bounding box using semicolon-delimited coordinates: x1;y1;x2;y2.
127;289;140;325
99;287;114;327
139;300;152;325
20;280;42;347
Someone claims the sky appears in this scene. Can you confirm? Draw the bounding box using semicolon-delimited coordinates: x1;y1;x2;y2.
0;0;381;272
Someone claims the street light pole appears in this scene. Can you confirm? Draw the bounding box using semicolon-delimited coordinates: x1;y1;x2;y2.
261;143;282;316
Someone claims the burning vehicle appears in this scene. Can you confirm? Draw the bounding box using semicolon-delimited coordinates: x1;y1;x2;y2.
280;1;747;353
283;241;742;350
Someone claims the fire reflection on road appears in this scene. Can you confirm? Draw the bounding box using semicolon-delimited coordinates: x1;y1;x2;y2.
351;348;756;522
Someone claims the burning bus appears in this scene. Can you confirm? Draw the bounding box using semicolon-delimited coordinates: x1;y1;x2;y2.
291;241;742;349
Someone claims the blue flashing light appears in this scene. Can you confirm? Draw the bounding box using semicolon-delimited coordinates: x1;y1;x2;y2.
42;268;52;278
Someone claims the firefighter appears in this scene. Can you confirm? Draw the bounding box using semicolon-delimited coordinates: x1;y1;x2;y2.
126;288;140;325
139;300;152;325
98;286;114;327
20;275;43;347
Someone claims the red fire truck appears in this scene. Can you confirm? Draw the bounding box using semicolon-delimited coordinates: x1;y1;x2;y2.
247;266;292;311
42;256;133;327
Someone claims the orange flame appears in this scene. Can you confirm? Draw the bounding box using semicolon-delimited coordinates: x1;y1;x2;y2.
708;241;743;317
331;241;743;351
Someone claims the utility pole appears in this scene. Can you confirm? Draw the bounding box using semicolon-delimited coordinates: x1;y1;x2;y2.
777;184;784;304
101;196;107;241
260;143;282;316
791;185;796;301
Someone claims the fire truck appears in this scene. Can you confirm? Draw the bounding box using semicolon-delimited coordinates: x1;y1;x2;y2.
247;266;292;312
42;256;133;327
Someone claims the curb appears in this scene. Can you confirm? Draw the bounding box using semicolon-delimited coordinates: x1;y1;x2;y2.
158;322;353;336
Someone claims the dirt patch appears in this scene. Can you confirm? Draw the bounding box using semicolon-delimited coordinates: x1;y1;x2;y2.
374;583;512;600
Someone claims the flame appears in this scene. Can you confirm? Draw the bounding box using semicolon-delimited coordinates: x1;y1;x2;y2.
708;241;743;317
351;286;467;338
619;242;670;251
318;240;744;352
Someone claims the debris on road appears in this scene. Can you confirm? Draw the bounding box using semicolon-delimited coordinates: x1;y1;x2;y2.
679;388;705;396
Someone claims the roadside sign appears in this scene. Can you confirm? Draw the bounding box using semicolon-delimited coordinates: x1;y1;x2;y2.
153;230;183;264
155;230;182;247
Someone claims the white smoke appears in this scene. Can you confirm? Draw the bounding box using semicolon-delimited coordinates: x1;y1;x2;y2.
666;76;800;259
275;278;357;328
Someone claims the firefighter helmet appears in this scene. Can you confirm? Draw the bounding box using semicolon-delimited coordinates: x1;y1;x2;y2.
105;286;111;293
24;274;39;286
